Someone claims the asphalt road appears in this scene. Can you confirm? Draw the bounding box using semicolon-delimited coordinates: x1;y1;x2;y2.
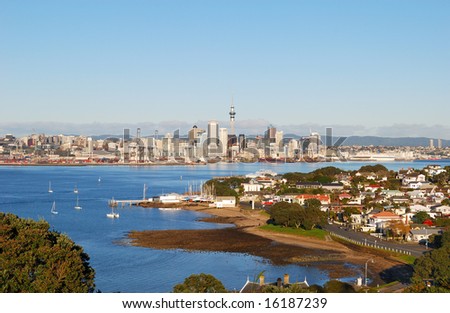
323;223;429;258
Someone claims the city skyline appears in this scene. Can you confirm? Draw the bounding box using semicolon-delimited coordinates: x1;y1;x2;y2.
1;1;449;137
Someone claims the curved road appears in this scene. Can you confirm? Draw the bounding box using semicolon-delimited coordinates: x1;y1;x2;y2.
323;223;429;258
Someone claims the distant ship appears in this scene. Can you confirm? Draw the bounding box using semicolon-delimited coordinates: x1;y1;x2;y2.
348;154;396;162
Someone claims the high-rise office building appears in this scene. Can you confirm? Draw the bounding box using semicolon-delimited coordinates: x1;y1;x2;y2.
207;120;219;152
219;128;228;156
188;125;205;145
265;125;277;143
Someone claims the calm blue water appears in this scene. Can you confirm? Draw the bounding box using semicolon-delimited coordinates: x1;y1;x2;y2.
0;160;446;292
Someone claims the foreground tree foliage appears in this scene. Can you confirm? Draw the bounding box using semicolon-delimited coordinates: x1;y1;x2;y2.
173;273;227;293
0;213;95;292
407;231;450;292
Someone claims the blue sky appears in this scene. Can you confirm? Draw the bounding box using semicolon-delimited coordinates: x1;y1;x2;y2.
0;0;449;137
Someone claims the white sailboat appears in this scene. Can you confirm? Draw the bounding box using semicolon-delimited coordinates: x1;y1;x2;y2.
106;198;119;218
74;195;82;210
74;184;78;194
51;201;58;214
106;207;119;218
48;181;53;193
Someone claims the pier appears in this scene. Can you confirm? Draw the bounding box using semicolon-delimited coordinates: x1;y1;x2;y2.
109;199;151;207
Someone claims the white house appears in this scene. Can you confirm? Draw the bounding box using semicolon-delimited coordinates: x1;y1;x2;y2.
215;196;236;208
409;228;442;242
407;182;422;189
402;173;426;185
382;190;405;198
409;204;430;213
242;182;262;193
369;211;403;231
434;205;450;216
407;190;426;199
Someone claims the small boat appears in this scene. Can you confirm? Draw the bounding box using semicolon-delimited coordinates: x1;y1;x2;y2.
74;195;82;210
158;208;182;211
74;184;79;194
106;209;119;218
98;177;102;183
106;199;119;218
48;181;53;193
51;201;58;215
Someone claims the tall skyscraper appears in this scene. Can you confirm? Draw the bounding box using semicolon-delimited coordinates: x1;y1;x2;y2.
429;139;434;149
265;125;277;143
188;125;205;145
207;120;219;149
229;98;236;135
219;128;228;156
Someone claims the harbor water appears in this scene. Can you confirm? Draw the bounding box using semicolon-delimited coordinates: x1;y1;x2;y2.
0;160;445;292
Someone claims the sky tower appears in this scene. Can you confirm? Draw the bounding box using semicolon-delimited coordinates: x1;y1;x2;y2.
229;97;236;135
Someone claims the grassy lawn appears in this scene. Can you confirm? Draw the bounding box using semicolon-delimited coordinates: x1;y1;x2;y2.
259;224;327;240
396;254;416;265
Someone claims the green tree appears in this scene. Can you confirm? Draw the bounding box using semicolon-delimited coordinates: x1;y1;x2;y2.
0;213;95;292
323;280;356;293
302;199;326;230
414;211;431;224
204;179;239;198
358;164;388;173
269;202;304;228
173;273;226;293
408;245;450;292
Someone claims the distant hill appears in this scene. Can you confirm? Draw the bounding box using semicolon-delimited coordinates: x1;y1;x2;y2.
341;136;449;147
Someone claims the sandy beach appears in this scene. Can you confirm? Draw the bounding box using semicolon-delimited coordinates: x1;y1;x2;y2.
129;204;413;286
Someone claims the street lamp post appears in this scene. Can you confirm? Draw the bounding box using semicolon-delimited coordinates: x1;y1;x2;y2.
364;258;374;286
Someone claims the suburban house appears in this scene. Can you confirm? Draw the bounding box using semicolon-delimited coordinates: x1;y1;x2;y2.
294;194;330;205
242;181;262;193
381;190;405;198
402;173;426;186
434;205;450;217
409;204;430;213
407;190;426;200
424;165;446;176
407;181;423;190
368;211;403;231
365;184;382;192
409;228;442;242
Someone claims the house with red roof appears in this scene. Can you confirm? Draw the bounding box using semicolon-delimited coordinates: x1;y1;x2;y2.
294;194;330;205
365;184;383;192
